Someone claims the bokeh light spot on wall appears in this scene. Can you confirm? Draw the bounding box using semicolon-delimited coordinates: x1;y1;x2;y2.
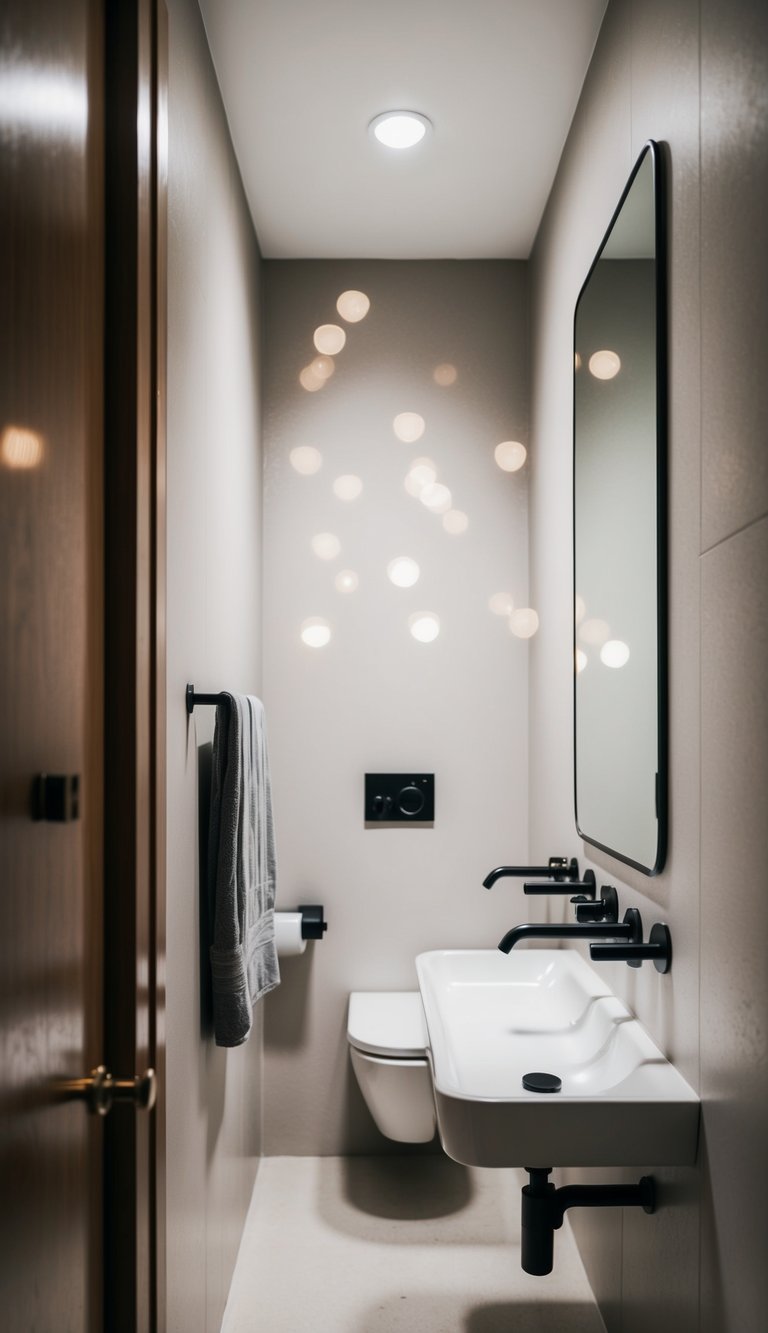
576;648;588;674
299;364;326;392
300;617;332;648
1;424;45;469
332;474;363;501
574;593;586;625
310;355;335;381
408;612;440;643
311;532;341;561
442;509;468;535
393;412;425;443
336;290;370;323
387;557;420;588
313;324;346;355
290;445;323;475
433;363;458;387
510;607;539;639
494;440;527;472
419;481;451;513
404;457;437;497
335;570;359;594
588;349;621;380
488;592;514;617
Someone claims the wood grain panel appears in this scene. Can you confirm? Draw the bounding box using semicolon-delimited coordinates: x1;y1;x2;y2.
0;0;104;1328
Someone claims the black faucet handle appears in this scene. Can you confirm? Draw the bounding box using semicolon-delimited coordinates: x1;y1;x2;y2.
590;921;671;973
574;885;618;924
525;869;596;898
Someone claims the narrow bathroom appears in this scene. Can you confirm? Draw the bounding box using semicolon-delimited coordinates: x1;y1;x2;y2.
164;1;767;1330
1;0;765;1330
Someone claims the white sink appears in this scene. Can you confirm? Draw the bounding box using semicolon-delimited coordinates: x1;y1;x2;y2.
416;949;700;1168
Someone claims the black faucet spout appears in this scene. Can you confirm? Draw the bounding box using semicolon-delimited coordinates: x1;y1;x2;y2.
497;909;642;955
483;857;577;889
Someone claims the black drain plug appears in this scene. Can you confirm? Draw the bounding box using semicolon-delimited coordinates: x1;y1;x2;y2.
522;1072;562;1094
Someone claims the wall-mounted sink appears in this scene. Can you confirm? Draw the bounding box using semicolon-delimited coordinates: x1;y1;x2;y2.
416;949;699;1168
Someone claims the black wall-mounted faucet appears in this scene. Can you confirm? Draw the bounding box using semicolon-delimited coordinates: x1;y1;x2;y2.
498;908;642;955
483;857;578;889
590;921;672;973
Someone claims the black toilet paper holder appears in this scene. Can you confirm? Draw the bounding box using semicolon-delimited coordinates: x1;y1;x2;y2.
295;905;328;940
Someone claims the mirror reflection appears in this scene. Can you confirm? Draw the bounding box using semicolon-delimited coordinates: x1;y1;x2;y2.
573;142;666;874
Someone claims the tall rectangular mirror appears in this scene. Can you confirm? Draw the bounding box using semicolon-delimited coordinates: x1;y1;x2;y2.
573;140;666;875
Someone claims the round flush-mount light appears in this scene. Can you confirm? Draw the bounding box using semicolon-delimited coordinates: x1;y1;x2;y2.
369;111;432;150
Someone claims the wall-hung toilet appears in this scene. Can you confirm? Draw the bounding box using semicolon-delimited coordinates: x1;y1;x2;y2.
347;992;437;1143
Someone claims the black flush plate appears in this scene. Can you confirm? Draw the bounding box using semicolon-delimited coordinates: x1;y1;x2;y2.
365;773;434;823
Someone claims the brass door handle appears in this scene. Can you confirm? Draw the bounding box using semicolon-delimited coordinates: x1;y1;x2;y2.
58;1065;157;1116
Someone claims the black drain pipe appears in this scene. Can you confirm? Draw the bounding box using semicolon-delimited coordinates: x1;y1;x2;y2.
521;1168;655;1275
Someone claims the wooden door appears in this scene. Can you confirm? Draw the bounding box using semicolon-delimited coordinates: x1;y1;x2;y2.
1;1;167;1329
0;1;105;1329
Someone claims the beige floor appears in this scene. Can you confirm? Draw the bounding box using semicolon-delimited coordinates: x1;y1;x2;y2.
221;1156;606;1333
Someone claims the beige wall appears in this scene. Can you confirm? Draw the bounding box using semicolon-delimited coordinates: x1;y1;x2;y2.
261;260;531;1154
165;1;265;1329
529;0;768;1329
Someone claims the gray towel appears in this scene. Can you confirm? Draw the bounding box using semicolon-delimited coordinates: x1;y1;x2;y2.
208;693;280;1046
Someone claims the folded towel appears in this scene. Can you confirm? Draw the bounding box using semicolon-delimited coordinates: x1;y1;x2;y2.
207;693;280;1046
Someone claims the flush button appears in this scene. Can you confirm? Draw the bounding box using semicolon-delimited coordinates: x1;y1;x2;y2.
397;785;425;817
365;773;434;822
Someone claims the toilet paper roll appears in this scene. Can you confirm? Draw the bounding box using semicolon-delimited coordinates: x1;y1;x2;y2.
274;911;307;957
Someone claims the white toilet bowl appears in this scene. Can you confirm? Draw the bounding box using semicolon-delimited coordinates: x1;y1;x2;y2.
347;992;436;1143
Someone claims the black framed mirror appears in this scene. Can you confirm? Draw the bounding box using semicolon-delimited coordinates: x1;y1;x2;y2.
573;140;666;875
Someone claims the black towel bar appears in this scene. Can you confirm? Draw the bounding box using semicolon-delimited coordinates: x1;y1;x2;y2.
186;684;228;715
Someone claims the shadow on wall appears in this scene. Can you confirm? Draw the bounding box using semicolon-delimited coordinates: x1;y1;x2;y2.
359;1297;604;1332
263;945;315;1049
699;1124;728;1333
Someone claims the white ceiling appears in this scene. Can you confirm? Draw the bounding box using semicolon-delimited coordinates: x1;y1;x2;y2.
198;0;608;260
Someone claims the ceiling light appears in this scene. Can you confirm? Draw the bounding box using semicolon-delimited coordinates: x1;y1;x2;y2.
370;111;431;150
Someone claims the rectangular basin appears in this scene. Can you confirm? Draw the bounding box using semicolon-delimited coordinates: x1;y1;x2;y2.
416;949;700;1168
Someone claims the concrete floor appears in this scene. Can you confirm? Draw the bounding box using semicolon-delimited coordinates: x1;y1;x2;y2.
221;1157;606;1333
